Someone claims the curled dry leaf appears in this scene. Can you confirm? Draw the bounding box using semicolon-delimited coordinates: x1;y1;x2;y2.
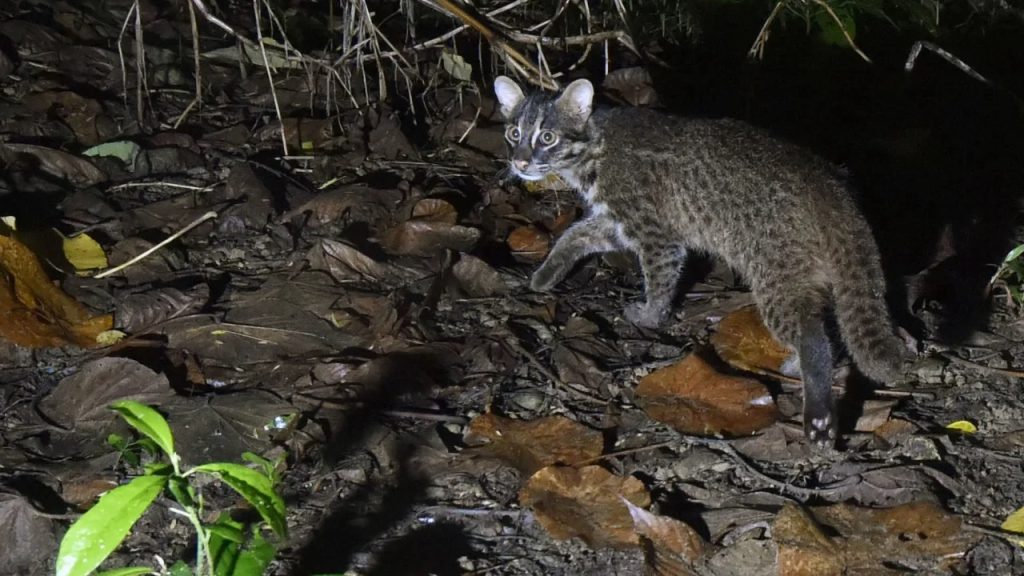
853;399;897;432
710;306;792;378
635;352;779;437
0;492;59;575
310;238;411;284
114;284;211;333
623;499;704;576
0;143;106;187
452;254;507;297
603;67;660;107
463;413;603;475
412;198;458;224
0;235;112;348
379;220;480;256
507;225;550;262
520;465;651;549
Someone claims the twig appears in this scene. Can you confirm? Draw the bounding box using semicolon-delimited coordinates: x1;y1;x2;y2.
571;440;676;466
253;0;289;154
94;211;218;279
504;339;608;404
173;0;203;129
941;352;1024;379
692;437;823;501
904;41;990;85
748;1;784;60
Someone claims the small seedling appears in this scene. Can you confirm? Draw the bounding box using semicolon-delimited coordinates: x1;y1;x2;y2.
56;400;287;576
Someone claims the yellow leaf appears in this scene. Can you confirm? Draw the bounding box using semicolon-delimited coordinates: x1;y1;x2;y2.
945;420;977;434
61;231;108;272
1001;508;1024;547
96;330;126;345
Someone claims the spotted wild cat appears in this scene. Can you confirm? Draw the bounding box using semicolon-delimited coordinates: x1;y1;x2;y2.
494;75;907;447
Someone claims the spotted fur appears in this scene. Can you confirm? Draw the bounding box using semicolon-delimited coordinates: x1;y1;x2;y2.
495;76;908;447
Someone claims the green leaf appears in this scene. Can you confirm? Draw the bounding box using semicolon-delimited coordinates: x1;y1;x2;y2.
82;141;142;169
191;463;287;538
815;4;856;47
208;515;276;576
96;568;155;576
56;474;168;576
1003;244;1024;265
168;560;193;576
110;401;175;461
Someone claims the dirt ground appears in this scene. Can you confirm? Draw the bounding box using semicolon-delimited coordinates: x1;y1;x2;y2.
2;2;1024;576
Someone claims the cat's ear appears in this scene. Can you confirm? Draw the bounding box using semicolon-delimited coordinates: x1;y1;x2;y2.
494;76;525;119
555;78;594;122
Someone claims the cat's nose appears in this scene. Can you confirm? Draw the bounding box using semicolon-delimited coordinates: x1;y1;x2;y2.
513;160;529;171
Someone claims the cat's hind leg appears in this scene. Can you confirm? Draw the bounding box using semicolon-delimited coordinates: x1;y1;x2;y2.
756;286;836;448
625;243;686;328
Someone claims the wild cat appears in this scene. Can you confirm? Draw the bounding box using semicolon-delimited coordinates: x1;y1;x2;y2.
494;75;907;446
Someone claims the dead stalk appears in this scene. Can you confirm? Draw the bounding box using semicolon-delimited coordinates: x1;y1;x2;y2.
94;211;218;279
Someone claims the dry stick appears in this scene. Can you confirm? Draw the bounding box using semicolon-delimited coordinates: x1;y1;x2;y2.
748;1;785;60
252;0;289;155
115;2;137;121
173;0;204;129
133;2;150;122
94;211;218;279
571;440;676;467
941;352;1024;379
904;41;991;85
504;339;608;404
808;0;871;63
426;0;557;89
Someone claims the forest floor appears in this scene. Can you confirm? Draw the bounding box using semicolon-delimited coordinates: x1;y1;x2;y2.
2;3;1024;576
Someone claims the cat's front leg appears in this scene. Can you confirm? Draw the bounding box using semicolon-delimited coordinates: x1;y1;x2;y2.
531;217;620;291
625;244;686;328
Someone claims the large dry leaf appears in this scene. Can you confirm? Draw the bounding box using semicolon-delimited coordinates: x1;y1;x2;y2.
411;198;458;224
114;284;210;333
0;493;59;575
635;352;779;437
775;501;978;576
774;503;843;576
36;357;174;457
0;143;106;187
603;67;660;107
379;220;480;256
164;391;296;466
0;234;112;348
624;499;704;576
520;465;651;549
309;238;412;284
507;225;550;262
463;413;603;475
710;306;792;378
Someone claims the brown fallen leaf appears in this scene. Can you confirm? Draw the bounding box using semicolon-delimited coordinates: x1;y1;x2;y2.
710;306;792;378
775;500;978;576
411;198;458;224
451;255;507;297
309;238;411;284
0;235;112;348
0;143;107;187
463;413;603;475
853;399;897;433
774;503;843;576
379;220;480;256
635;352;779;437
507;225;550;262
624;499;704;576
520;465;650;549
870;418;916;448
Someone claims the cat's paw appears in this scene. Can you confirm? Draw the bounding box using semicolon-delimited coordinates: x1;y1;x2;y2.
529;265;563;292
803;406;837;450
624;302;668;329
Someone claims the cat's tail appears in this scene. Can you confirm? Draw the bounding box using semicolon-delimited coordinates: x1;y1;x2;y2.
830;239;907;383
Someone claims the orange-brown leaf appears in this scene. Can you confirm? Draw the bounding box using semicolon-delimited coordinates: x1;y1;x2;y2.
520;465;650;549
635;352;778;437
507;225;550;262
0;235;112;348
411;198;458;224
464;413;603;475
710;306;792;378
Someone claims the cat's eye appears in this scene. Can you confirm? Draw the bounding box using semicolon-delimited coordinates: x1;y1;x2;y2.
538;130;558;146
505;126;521;142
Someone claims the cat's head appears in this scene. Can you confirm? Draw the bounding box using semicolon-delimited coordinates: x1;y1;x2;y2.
493;76;594;181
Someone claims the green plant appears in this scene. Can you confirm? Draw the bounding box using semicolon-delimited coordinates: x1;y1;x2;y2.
56;400;287;576
990;243;1024;308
